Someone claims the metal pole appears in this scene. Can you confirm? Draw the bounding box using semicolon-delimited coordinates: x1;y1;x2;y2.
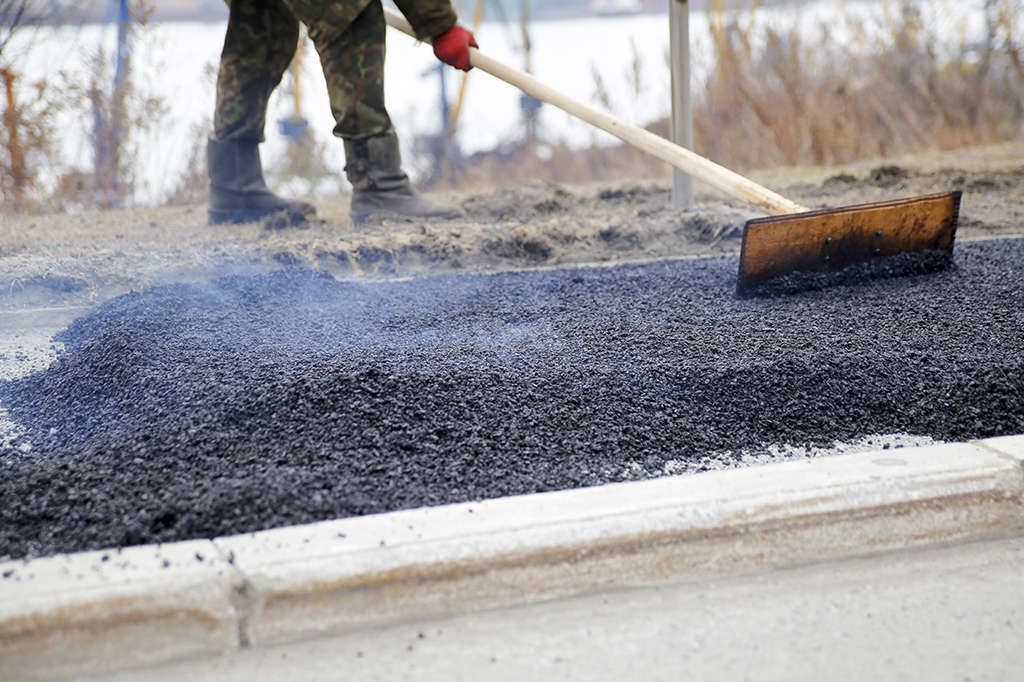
292;33;304;120
670;0;694;208
114;0;129;92
521;0;537;152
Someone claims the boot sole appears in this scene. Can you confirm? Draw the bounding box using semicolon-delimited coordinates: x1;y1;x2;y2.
349;208;466;227
209;207;314;227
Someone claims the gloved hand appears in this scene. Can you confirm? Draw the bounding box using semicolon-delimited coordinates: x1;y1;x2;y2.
432;25;478;72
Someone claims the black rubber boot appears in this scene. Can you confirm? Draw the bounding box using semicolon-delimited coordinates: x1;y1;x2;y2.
207;138;316;226
344;132;466;225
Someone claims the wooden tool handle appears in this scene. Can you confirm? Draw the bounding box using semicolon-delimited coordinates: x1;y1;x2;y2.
384;8;807;216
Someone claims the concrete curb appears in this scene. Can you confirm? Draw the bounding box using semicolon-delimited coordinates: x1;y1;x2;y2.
0;540;244;681
3;437;1023;681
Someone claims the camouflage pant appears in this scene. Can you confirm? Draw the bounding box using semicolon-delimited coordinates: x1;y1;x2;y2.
214;0;392;142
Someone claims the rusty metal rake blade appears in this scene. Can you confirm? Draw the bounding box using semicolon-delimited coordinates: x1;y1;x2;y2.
737;191;962;293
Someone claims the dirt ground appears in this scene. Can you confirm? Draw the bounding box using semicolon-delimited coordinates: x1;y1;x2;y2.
2;141;1022;318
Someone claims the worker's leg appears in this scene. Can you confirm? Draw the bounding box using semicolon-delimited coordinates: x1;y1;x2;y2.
208;0;315;225
293;0;465;223
214;0;301;141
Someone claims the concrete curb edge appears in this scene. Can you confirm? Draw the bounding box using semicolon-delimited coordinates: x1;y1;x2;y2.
2;436;1023;681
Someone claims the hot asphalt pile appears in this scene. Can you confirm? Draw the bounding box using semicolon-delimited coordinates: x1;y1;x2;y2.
2;238;1023;560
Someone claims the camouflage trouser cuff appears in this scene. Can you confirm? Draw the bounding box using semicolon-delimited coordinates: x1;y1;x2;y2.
213;130;266;144
340;126;395;143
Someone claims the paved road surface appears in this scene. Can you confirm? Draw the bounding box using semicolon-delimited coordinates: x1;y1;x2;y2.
82;533;1024;682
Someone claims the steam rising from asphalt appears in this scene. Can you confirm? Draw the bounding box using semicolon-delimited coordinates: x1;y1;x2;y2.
1;238;1022;559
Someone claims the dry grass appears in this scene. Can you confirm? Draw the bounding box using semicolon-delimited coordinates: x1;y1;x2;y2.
690;0;1024;173
438;0;1024;191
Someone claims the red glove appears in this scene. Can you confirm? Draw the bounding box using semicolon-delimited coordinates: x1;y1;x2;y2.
432;25;478;72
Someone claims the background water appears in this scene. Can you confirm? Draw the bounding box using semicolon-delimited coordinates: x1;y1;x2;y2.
3;0;987;204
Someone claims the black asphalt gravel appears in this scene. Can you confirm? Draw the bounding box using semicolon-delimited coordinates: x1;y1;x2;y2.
2;238;1023;560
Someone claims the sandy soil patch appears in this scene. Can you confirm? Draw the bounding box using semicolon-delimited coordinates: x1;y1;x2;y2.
1;141;1021;318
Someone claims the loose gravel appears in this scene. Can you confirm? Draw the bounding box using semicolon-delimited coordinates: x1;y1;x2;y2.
1;238;1022;560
